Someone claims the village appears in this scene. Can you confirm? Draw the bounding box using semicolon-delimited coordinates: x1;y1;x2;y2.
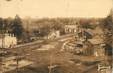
0;9;113;73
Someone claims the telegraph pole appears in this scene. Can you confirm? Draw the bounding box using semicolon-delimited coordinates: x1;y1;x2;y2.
0;19;5;73
49;55;52;73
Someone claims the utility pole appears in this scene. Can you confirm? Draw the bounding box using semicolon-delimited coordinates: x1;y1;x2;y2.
49;55;52;73
2;25;4;73
0;19;5;73
16;53;19;73
0;1;3;72
48;48;55;73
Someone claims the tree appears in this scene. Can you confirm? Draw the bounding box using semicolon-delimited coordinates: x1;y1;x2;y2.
102;14;113;44
11;15;24;39
0;18;7;34
100;11;113;56
0;18;3;31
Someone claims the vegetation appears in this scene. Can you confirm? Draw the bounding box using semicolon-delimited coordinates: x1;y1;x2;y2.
99;11;113;56
10;15;25;39
0;14;112;45
0;15;25;41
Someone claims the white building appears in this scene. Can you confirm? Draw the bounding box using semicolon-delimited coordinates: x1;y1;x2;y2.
65;25;77;34
0;34;17;48
47;30;60;39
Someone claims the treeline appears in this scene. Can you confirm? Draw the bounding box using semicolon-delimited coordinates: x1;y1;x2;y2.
100;13;113;56
0;15;25;40
0;15;110;42
22;17;101;36
0;16;102;38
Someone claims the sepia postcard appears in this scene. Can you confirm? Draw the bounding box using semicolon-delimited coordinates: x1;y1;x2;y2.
0;0;113;73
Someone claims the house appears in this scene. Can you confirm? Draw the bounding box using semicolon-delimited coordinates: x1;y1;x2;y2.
75;29;93;43
93;44;105;57
47;30;60;39
88;37;106;57
65;25;77;34
0;33;17;48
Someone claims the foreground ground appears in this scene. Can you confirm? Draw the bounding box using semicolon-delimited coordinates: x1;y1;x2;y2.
4;34;112;73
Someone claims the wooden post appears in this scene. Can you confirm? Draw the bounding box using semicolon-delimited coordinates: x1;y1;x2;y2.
49;55;52;73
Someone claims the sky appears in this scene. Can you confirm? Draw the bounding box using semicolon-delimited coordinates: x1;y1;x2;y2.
0;0;112;18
